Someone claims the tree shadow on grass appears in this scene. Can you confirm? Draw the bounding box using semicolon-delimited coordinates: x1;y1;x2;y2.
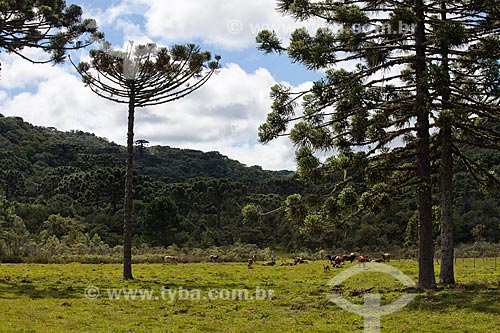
0;277;81;300
409;282;500;315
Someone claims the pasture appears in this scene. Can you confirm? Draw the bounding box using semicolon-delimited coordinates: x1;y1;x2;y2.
0;259;499;332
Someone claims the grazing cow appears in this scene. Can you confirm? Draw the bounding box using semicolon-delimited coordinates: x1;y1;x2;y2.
343;253;357;263
262;261;276;266
209;255;219;262
325;254;336;261
164;255;178;265
357;255;367;267
294;256;304;264
333;255;345;265
382;253;392;262
247;255;257;265
323;264;330;272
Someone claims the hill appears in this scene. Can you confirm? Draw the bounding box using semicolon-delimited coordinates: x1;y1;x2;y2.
0;114;305;249
0;114;499;255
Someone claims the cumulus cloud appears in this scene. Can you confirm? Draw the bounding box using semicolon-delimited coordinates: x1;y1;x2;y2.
0;54;126;141
0;51;299;170
84;0;324;50
0;1;322;170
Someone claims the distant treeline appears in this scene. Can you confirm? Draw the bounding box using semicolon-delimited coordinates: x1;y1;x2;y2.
0;115;499;256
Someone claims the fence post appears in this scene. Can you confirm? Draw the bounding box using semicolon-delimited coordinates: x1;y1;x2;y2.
495;256;497;271
473;256;476;269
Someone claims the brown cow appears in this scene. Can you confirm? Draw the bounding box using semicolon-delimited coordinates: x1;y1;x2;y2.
343;253;357;263
357;255;368;267
294;257;309;264
382;253;392;262
333;255;344;265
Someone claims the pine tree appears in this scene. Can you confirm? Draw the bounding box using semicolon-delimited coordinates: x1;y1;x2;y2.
73;42;220;279
257;0;500;289
432;0;500;286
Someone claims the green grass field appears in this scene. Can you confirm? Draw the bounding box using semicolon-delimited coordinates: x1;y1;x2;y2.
0;259;499;332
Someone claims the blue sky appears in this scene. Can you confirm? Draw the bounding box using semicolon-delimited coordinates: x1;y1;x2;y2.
0;0;325;170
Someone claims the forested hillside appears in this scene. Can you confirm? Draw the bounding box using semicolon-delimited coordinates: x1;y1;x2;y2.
0;114;305;251
0;114;499;256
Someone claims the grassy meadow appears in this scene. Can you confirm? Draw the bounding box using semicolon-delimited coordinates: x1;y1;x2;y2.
0;259;499;332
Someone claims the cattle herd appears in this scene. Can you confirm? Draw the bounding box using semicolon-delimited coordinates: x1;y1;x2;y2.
163;252;392;271
323;252;392;270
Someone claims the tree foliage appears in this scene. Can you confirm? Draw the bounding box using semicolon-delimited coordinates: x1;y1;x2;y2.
256;0;500;289
0;0;102;68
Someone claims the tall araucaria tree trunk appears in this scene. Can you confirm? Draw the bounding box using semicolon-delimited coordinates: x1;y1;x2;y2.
123;84;136;280
438;0;455;286
440;124;455;286
415;0;436;290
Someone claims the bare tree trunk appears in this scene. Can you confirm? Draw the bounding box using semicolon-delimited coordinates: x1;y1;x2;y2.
123;87;136;280
440;125;455;286
415;0;436;290
439;1;455;286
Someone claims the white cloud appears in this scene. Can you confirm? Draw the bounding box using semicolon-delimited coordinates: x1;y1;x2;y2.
0;61;126;142
87;0;324;50
129;63;299;170
0;52;300;170
0;1;321;171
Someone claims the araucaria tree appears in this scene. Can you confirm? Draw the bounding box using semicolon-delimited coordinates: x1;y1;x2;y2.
430;0;500;286
256;0;500;290
0;0;102;69
74;42;220;279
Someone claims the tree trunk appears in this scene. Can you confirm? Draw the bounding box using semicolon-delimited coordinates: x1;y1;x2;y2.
440;125;455;286
439;0;455;286
415;0;436;290
123;86;136;280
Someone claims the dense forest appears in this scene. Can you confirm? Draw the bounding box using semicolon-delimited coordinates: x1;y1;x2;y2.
0;114;499;258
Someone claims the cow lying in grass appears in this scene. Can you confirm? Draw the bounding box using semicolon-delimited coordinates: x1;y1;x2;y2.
164;255;178;265
294;257;308;264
